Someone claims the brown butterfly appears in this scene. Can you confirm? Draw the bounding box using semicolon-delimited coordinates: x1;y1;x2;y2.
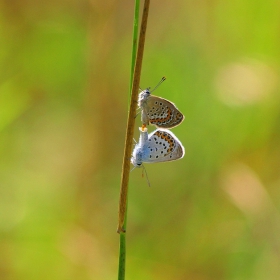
138;77;184;128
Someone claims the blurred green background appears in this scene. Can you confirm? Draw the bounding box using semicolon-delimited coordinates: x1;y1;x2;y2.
1;1;280;279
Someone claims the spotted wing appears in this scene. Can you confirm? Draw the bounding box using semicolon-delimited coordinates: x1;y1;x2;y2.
141;129;185;163
144;95;184;128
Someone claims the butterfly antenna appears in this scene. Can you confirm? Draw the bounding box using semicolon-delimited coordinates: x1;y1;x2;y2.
151;76;166;93
141;164;151;187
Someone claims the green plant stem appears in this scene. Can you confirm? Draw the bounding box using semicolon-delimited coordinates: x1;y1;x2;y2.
129;1;140;94
118;0;150;233
117;0;150;279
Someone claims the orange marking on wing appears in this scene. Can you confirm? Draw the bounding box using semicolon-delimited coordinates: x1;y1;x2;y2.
149;108;172;124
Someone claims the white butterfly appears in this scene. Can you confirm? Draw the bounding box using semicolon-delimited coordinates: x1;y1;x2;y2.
131;127;185;167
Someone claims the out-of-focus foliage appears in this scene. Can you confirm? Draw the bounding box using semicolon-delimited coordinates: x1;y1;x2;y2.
1;1;280;279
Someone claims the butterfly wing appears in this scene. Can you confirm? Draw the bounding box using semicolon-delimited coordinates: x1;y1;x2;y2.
142;95;184;128
141;129;185;163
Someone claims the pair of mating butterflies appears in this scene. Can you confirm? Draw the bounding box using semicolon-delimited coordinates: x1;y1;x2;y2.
131;78;185;167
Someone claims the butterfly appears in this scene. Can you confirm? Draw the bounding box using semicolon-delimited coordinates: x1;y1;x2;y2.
131;127;185;167
138;77;184;129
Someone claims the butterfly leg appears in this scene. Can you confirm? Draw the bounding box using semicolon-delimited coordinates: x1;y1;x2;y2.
134;109;141;119
130;166;137;172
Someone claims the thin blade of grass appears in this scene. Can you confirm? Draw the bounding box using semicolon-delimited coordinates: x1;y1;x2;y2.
118;0;150;279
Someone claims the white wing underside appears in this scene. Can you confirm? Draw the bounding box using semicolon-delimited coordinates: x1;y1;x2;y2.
141;129;185;163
